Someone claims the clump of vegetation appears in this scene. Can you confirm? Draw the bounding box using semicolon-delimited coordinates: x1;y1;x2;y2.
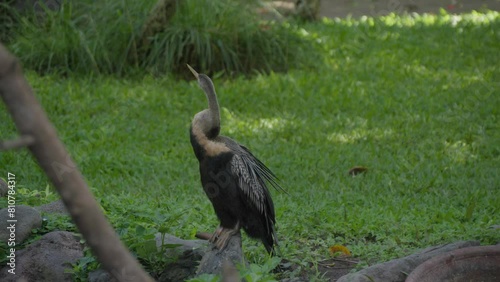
0;0;18;43
8;0;318;76
145;0;319;76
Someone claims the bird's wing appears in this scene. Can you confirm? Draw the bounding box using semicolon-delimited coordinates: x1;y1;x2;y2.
237;145;286;194
228;144;286;218
220;137;284;253
230;153;272;216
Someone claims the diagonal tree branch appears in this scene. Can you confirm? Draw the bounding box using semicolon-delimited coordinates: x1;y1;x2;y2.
0;43;154;282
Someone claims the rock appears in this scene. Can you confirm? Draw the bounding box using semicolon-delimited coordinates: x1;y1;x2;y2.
0;178;8;197
158;255;200;282
0;205;42;244
156;233;208;281
337;241;480;282
0;231;84;282
36;199;68;214
406;245;500;282
221;261;239;282
88;269;117;282
90;233;209;282
197;232;246;276
91;233;245;281
156;233;208;259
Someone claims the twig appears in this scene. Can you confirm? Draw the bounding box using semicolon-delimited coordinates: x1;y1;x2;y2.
320;258;359;264
0;135;35;150
195;231;212;240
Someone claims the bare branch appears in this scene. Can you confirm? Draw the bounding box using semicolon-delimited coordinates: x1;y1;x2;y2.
0;43;154;282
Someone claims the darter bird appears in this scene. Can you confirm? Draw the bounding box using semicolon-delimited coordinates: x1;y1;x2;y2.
187;64;284;255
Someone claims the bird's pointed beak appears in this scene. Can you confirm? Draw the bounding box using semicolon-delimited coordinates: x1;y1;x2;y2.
186;64;199;79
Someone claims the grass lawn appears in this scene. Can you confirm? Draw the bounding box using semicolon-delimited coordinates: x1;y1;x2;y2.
1;11;499;280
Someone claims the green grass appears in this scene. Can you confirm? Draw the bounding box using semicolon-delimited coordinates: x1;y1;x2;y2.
1;10;500;281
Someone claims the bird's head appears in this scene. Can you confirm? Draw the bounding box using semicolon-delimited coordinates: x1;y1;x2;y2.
187;64;215;96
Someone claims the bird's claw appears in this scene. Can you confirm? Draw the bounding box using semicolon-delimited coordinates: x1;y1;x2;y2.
212;222;240;251
215;229;233;250
209;226;224;243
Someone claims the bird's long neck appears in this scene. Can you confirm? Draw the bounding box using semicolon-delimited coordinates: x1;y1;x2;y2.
206;88;220;131
191;85;221;140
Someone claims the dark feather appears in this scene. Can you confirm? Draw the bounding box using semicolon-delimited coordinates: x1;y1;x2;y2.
238;145;287;194
222;139;282;253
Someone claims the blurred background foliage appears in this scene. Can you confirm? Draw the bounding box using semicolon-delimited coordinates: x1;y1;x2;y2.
1;0;320;77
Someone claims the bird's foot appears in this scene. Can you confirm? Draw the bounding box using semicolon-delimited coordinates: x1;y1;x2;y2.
209;225;224;244
214;222;240;251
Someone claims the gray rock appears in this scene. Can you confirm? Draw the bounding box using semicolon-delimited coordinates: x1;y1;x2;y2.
0;205;42;244
158;255;200;282
91;233;246;281
88;269;117;282
0;178;8;197
36;199;68;214
337;241;480;282
197;232;246;276
156;233;209;282
156;233;208;259
89;233;209;282
221;261;240;282
0;231;84;282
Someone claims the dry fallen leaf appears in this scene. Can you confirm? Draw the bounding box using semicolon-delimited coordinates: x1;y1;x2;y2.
329;245;352;256
349;166;368;176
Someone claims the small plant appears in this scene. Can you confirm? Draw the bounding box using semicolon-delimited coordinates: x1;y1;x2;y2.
68;252;98;282
187;257;281;282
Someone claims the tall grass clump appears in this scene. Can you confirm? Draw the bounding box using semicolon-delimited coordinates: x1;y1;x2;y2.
8;0;318;76
0;1;18;43
9;0;150;75
144;0;317;76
